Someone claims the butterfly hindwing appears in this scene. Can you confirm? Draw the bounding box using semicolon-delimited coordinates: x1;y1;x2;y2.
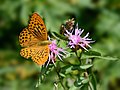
20;45;49;65
31;45;49;65
20;47;37;59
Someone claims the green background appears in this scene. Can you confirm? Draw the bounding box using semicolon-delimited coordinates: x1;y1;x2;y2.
0;0;120;90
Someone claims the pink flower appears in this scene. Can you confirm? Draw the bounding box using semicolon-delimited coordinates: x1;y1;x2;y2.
46;39;68;66
65;23;94;51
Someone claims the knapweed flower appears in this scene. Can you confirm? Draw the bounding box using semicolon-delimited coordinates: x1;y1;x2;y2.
46;39;68;66
65;24;94;51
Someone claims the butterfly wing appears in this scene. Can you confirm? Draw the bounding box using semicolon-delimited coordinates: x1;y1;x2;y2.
20;45;49;65
19;28;39;47
19;13;49;65
31;45;49;65
19;13;48;47
28;13;47;41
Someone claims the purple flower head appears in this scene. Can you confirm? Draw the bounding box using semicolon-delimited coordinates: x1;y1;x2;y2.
46;38;68;66
65;23;94;51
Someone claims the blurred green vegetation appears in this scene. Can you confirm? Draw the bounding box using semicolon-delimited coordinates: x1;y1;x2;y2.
0;0;120;90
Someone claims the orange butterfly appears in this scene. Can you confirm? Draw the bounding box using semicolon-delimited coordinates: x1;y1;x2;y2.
19;13;51;65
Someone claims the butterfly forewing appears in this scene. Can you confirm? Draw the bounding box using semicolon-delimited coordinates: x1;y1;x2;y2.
28;13;47;41
19;13;49;65
19;28;39;47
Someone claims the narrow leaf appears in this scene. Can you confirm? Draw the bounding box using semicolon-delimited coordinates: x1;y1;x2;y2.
80;64;93;69
83;50;101;56
82;55;118;61
51;31;67;40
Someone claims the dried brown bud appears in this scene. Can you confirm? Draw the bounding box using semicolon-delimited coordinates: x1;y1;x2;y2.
60;18;75;35
60;24;66;35
65;18;75;30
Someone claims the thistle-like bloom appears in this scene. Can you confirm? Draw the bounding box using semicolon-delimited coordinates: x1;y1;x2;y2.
65;24;94;51
46;39;68;66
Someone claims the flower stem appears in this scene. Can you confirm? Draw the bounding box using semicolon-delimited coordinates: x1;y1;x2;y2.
54;66;67;90
89;82;93;90
75;50;82;65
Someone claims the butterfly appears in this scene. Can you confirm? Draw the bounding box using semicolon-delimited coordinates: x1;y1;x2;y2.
19;13;51;65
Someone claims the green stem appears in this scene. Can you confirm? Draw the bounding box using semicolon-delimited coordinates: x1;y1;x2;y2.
54;66;67;90
75;51;82;65
54;82;58;90
89;82;93;90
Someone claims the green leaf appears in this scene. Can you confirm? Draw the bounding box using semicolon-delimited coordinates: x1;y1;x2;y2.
72;64;93;70
65;66;73;74
81;78;89;84
74;78;82;87
89;74;97;90
83;50;101;56
74;76;89;87
72;65;81;70
51;31;67;40
80;64;93;69
59;73;66;78
61;65;73;74
80;84;89;90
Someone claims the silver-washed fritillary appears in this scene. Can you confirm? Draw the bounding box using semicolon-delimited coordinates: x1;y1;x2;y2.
19;13;50;65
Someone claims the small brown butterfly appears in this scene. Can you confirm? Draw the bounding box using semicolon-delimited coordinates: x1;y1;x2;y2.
19;13;51;65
